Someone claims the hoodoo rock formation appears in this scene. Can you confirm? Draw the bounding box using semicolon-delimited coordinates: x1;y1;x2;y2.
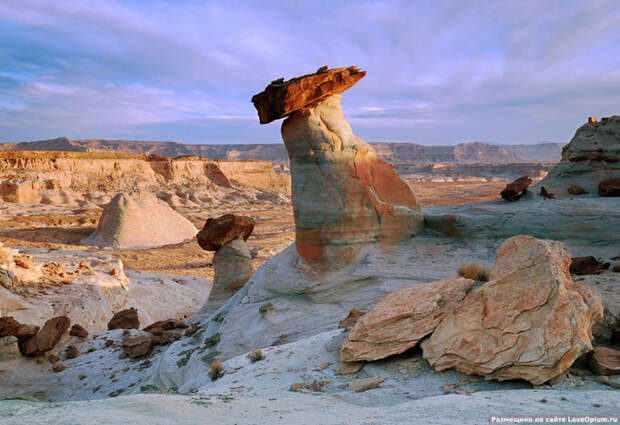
83;189;197;249
197;214;255;310
254;66;423;263
421;235;603;385
536;116;620;197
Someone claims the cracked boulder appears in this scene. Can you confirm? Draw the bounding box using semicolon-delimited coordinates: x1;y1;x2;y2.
340;277;474;362
422;235;603;385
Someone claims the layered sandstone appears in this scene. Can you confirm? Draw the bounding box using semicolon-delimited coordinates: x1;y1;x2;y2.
536;116;620;197
83;189;197;249
279;94;423;262
422;235;603;385
340;277;474;363
251;66;366;124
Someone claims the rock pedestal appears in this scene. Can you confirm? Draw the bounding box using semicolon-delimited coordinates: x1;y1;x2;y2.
253;66;423;264
197;214;255;310
281;95;422;263
209;238;253;310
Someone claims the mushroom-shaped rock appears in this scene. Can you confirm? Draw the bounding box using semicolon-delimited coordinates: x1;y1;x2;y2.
196;214;255;251
340;277;474;363
251;66;366;124
83;189;197;249
253;68;422;263
421;235;603;385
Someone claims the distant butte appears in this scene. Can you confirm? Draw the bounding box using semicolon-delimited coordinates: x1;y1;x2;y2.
251;65;366;124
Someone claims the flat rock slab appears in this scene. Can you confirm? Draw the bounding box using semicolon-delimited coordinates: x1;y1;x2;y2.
251;66;366;124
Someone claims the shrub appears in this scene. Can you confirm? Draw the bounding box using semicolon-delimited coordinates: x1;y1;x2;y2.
458;263;490;282
246;349;263;362
209;361;224;381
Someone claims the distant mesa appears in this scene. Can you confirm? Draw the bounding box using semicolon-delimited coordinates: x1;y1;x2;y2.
251;65;366;124
83;189;197;249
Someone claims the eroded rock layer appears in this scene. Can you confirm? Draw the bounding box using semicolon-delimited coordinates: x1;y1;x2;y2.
281;95;423;263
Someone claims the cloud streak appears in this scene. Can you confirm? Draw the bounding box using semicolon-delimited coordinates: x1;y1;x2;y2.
0;0;618;144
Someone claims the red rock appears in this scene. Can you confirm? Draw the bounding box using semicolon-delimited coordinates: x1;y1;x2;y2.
568;185;588;195
338;309;366;329
65;345;79;359
252;66;366;124
570;256;610;275
108;308;140;330
598;177;620;197
122;335;153;358
21;316;70;357
587;346;620;375
196;214;255;251
0;316;39;342
143;319;187;334
539;186;556;199
69;324;89;338
500;176;532;201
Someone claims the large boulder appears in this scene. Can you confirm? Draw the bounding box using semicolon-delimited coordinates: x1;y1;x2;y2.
108;308;140;330
0;316;39;341
340;277;474;363
251;66;366;124
500;176;532;201
20;316;70;356
196;214;255;251
599;177;620;197
83;189;197;249
421;235;603;385
535;116;620;197
280;94;423;263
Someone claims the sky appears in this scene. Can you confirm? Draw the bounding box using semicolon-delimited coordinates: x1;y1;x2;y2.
0;0;619;145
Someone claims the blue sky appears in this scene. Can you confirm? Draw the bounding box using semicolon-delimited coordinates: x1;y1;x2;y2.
0;0;619;145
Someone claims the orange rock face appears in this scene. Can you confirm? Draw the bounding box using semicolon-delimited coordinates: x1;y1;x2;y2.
340;277;474;363
422;235;603;385
281;95;423;263
252;66;366;124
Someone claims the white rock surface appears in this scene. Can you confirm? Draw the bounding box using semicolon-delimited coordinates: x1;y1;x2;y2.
83;189;197;249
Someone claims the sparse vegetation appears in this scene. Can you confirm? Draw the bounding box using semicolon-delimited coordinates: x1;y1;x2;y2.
246;349;264;362
458;263;490;282
209;361;224;381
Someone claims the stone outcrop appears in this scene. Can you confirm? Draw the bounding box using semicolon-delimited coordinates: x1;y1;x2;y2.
197;214;255;251
279;99;422;262
536;116;620;197
568;184;588;195
143;319;187;334
500;176;532;201
599;177;620;197
587;346;620;375
83;189;197;249
340;277;474;363
20;316;70;356
108;308;140;330
570;256;610;275
338;309;366;329
69;324;89;338
251;66;366;124
422;235;603;385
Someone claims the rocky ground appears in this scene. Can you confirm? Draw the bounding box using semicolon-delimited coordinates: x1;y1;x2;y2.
1;70;618;424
